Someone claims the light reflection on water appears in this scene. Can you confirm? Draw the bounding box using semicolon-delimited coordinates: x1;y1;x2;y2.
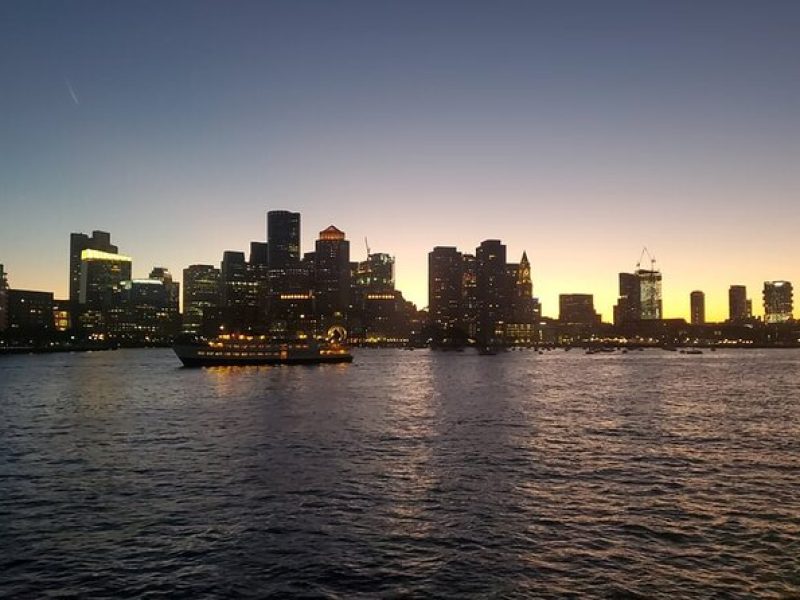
1;347;799;598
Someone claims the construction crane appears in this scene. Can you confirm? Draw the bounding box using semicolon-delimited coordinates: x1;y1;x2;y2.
364;237;371;259
636;246;656;272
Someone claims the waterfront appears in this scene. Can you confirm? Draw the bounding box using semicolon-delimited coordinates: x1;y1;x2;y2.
1;348;799;598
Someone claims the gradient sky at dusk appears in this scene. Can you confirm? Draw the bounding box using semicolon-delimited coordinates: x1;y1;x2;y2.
2;1;799;321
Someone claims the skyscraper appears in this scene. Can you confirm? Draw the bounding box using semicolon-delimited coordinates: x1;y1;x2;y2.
428;247;463;330
267;210;301;270
614;268;662;324
506;251;538;344
182;265;220;334
79;249;132;310
763;281;793;324
476;239;510;343
219;251;262;332
728;285;749;322
149;267;180;314
690;290;705;325
69;231;118;307
314;226;351;320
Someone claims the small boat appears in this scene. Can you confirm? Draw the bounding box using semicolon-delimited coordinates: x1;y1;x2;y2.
680;348;703;355
173;334;353;367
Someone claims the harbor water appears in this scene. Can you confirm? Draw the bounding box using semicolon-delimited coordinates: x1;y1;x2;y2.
1;348;799;598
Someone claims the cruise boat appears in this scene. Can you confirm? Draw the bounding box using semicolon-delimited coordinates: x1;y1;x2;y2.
173;334;353;367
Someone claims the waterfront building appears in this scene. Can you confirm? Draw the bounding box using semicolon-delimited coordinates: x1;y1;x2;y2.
428;246;464;331
0;264;8;332
461;253;478;338
505;251;538;344
690;290;705;325
7;289;54;334
182;265;220;334
314;226;351;322
476;239;511;343
104;279;178;342
559;294;601;325
69;231;118;308
763;281;793;324
53;300;71;332
79;249;132;311
219;251;263;333
728;285;749;322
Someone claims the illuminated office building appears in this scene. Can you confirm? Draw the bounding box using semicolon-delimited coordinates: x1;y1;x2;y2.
505;251;538;344
149;267;180;313
69;231;118;307
7;289;54;334
428;247;463;330
79;249;132;310
219;251;262;333
355;253;394;291
53;300;70;332
763;281;793;324
614;269;662;324
690;291;705;325
476;239;511;343
314;226;351;320
182;265;220;334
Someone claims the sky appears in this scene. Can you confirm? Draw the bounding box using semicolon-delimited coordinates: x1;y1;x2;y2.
1;0;798;322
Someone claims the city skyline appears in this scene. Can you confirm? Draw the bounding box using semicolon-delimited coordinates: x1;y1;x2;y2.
0;214;795;325
2;1;799;322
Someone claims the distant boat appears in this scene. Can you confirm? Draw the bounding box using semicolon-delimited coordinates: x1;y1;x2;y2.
173;335;353;367
680;349;703;355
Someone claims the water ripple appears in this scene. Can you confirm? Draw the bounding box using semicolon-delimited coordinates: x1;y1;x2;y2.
1;348;799;598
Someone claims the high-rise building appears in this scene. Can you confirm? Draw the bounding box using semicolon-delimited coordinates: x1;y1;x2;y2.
614;269;662;324
559;294;600;325
461;253;477;337
428;246;463;330
249;242;268;267
690;291;705;325
476;239;511;343
149;268;180;313
79;249;132;310
355;253;394;292
314;226;351;320
506;251;538;344
219;251;262;333
267;210;301;270
728;285;749;322
614;273;640;325
763;281;793;324
182;265;220;334
638;269;662;320
0;264;8;332
69;231;118;307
